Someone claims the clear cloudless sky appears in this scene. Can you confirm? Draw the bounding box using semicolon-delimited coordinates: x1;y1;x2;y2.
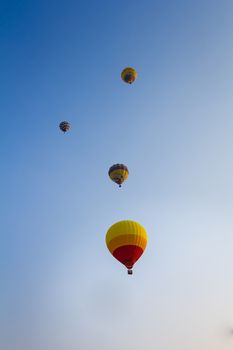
1;0;233;349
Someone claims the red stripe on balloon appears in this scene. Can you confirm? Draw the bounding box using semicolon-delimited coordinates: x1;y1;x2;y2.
113;245;144;269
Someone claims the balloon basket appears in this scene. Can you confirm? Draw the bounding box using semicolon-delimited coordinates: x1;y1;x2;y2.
127;269;133;275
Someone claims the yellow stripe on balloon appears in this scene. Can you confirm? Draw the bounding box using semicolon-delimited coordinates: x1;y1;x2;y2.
106;220;147;246
121;67;137;79
109;169;128;180
107;234;147;254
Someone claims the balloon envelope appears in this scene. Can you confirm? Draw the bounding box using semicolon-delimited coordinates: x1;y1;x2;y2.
108;164;129;187
106;220;148;273
121;67;137;84
59;121;70;133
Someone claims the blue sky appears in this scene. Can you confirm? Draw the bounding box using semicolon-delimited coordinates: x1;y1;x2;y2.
1;1;233;349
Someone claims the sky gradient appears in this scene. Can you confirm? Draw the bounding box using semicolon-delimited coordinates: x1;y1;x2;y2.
1;1;233;349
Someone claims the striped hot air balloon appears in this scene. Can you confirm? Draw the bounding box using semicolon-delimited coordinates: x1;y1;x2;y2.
108;164;129;188
105;220;148;275
121;67;137;84
59;121;70;133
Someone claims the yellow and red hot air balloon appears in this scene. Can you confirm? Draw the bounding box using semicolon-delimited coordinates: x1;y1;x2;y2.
106;220;148;275
59;121;70;133
108;164;129;188
121;67;137;84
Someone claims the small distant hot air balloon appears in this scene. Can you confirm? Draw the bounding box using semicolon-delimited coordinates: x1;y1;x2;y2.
108;164;129;188
59;121;70;133
121;67;137;84
106;220;148;275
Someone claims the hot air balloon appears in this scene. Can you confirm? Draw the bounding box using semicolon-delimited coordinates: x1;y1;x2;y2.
108;164;129;188
106;220;148;274
121;67;137;84
59;121;70;133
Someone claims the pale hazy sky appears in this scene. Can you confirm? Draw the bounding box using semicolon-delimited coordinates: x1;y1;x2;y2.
1;1;233;349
